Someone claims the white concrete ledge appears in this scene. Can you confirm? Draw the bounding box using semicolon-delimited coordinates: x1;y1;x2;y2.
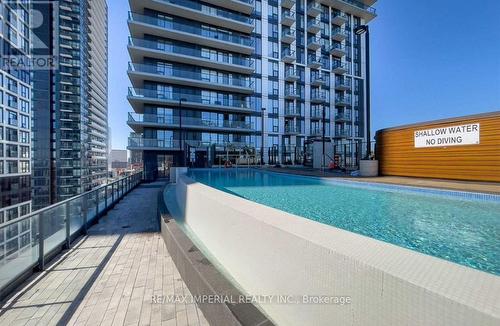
174;174;500;326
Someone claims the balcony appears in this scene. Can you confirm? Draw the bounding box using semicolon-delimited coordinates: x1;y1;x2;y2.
128;88;251;114
334;130;351;138
307;36;321;50
332;27;348;42
335;78;351;90
310;127;324;137
284;125;300;134
311;73;326;86
307;18;321;33
281;9;295;26
335;113;352;122
332;61;349;74
311;91;327;103
324;0;377;22
329;43;347;57
307;55;322;69
131;0;254;33
281;29;296;44
284;88;301;99
310;109;323;120
199;0;254;15
128;12;254;54
307;2;322;17
331;11;348;25
128;37;254;74
281;48;296;63
281;0;295;9
128;137;181;150
284;106;301;117
285;68;300;81
128;63;254;94
127;113;255;133
335;95;351;106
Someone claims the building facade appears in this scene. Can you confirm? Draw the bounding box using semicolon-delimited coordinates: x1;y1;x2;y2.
110;149;128;169
127;0;376;178
32;0;109;210
0;0;32;261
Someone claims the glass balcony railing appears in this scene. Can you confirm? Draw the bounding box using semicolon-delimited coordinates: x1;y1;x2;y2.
285;88;300;97
307;35;321;45
335;113;352;121
281;48;296;60
335;96;351;105
307;18;321;29
311;109;323;118
281;9;295;21
332;27;349;37
311;128;324;136
339;0;376;14
128;38;253;69
311;74;325;84
332;61;349;72
128;88;250;109
330;43;346;53
128;63;253;89
335;130;351;137
311;91;327;102
284;106;301;116
128;113;254;130
285;68;299;79
335;78;352;88
331;11;348;22
285;125;300;133
128;12;254;48
0;172;144;295
307;55;322;65
158;0;253;25
128;137;180;149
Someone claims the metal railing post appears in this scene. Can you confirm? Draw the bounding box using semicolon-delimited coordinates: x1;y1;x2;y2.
111;182;115;204
104;184;108;209
65;202;71;249
82;194;88;235
38;212;45;270
95;190;99;221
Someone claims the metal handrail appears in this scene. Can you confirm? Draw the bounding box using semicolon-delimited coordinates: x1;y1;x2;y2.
0;171;144;300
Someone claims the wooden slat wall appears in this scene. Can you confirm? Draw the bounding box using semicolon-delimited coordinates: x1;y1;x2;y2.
375;112;500;182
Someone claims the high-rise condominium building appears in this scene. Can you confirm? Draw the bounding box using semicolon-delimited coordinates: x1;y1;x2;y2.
32;0;109;210
0;1;32;260
127;0;376;179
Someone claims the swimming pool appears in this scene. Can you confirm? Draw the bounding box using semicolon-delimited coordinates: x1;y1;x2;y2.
187;169;500;276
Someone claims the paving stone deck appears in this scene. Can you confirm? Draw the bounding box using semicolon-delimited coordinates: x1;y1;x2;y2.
0;181;208;326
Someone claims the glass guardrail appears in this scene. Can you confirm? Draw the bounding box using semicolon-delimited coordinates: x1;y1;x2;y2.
128;38;253;68
128;63;253;88
158;0;253;25
128;88;251;109
0;171;144;296
128;12;254;47
128;113;254;129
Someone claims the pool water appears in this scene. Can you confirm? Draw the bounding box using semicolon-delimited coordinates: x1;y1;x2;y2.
188;169;500;276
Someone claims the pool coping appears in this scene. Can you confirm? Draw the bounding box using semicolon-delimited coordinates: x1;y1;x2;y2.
157;184;275;326
175;173;500;324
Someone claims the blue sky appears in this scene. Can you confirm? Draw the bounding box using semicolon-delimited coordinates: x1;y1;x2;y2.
108;0;500;150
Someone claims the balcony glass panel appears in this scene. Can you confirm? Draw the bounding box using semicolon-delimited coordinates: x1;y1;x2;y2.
129;38;253;68
129;63;253;88
128;88;250;109
158;0;253;25
129;12;254;47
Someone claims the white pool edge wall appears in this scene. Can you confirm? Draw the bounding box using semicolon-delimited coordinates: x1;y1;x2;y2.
174;174;500;326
